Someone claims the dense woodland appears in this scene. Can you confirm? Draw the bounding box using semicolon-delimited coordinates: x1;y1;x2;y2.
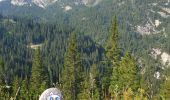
0;14;170;100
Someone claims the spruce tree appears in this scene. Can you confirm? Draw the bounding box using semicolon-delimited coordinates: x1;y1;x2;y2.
12;76;20;99
109;52;138;98
30;48;48;99
0;59;5;98
0;59;5;83
74;51;83;100
77;64;100;100
104;16;120;99
77;76;90;100
90;64;100;100
119;52;138;90
20;79;29;100
61;33;82;100
106;16;119;61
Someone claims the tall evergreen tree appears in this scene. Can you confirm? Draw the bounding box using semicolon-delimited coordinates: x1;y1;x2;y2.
77;76;91;100
30;48;48;99
12;76;20;99
0;59;12;99
109;52;138;99
90;64;100;100
0;59;5;98
61;33;82;100
77;64;100;100
103;16;120;99
106;16;119;61
0;59;5;83
20;79;29;100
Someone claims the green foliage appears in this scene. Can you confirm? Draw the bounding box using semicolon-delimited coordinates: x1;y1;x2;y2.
61;33;81;100
12;76;20;99
77;64;100;100
102;16;121;99
106;16;119;61
134;88;148;100
90;64;100;100
109;52;138;98
123;88;134;100
30;48;49;99
77;76;91;100
0;13;169;99
160;75;170;99
0;59;5;84
0;59;6;98
19;79;29;100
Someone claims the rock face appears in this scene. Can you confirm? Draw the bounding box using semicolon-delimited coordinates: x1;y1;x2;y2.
11;0;29;6
39;88;63;100
32;0;58;8
82;0;102;6
9;0;102;8
151;48;170;67
82;0;95;5
73;0;96;4
10;0;58;8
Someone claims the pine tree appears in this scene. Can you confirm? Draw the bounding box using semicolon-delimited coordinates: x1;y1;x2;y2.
74;51;83;100
61;33;81;100
119;52;138;90
0;59;5;98
12;76;20;99
77;64;100;100
109;52;138;99
0;59;5;81
106;16;119;61
30;48;48;99
20;79;29;100
90;64;100;100
103;16;120;99
77;76;91;100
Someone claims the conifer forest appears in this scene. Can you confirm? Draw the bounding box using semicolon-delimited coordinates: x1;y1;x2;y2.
0;0;170;99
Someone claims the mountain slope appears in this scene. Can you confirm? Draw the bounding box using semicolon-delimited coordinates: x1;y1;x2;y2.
0;0;170;84
1;0;170;99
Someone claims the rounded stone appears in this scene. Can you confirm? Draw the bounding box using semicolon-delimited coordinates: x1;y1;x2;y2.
39;88;63;100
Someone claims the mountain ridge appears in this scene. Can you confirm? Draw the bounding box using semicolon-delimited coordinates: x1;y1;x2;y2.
0;0;103;8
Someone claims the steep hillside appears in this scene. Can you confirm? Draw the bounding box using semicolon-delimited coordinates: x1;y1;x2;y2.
0;0;170;99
